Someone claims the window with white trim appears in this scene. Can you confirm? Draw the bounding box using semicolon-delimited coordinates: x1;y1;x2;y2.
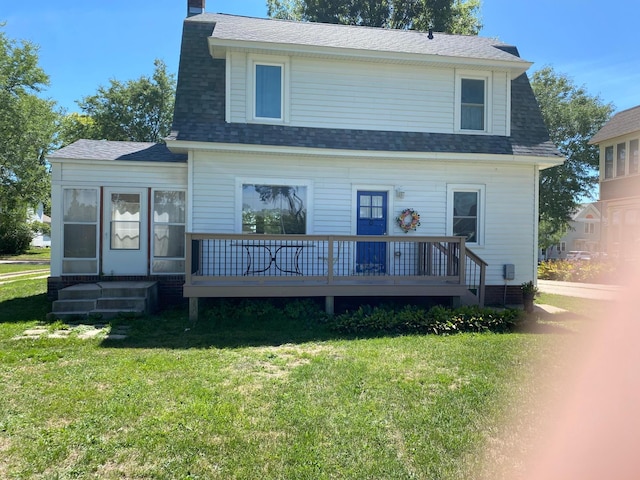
62;188;99;274
447;184;484;245
242;184;307;234
604;145;614;179
249;56;289;123
456;72;491;133
630;139;639;174
152;190;186;274
255;64;282;119
584;222;595;234
461;79;485;131
616;142;626;177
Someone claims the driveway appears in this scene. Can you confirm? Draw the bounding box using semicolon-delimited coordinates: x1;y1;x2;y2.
537;280;620;301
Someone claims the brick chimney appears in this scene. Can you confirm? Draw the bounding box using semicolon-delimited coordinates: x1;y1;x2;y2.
188;0;205;17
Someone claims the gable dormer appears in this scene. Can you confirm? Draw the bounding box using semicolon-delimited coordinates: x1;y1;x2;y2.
169;13;559;164
205;14;530;137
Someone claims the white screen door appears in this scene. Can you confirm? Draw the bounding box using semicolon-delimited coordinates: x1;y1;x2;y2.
103;187;148;275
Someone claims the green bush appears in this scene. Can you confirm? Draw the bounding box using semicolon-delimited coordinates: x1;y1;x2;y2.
329;304;521;335
0;217;33;255
538;259;617;283
199;299;520;337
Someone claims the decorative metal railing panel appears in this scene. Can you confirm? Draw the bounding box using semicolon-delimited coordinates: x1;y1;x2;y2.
186;234;486;303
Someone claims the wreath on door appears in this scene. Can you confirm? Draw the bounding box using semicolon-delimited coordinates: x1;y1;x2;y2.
397;208;420;233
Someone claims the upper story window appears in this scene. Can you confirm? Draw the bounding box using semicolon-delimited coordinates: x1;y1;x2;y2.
603;140;640;180
455;71;491;133
255;64;282;120
616;143;626;177
604;146;614;179
248;55;289;124
460;79;485;131
630;139;639;175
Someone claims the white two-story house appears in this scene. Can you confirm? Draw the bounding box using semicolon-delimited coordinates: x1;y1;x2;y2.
48;2;562;316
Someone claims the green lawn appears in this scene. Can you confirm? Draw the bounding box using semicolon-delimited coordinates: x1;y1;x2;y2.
0;247;51;262
0;279;573;479
0;264;50;275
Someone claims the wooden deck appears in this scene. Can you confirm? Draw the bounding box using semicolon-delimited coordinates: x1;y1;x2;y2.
184;234;486;319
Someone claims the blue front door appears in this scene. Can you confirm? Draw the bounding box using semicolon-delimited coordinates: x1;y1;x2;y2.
356;191;387;273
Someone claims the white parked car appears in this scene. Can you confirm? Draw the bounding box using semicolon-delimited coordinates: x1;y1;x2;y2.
566;251;591;261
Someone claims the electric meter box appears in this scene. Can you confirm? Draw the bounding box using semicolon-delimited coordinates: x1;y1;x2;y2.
503;264;515;280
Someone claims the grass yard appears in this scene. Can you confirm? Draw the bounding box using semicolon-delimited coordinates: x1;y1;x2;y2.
0;247;51;262
0;279;574;479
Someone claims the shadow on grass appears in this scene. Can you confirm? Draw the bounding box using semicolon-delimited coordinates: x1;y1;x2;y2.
513;310;589;335
0;293;50;324
101;307;351;349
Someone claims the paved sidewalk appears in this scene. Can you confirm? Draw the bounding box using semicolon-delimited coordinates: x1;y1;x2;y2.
537;280;621;300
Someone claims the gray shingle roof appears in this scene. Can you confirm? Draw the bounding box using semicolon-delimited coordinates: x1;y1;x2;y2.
168;16;560;159
589;105;640;144
49;139;187;162
203;13;530;67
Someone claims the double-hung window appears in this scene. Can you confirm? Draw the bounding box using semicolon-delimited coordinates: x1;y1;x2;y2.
447;185;484;245
616;142;626;177
630;139;639;174
460;78;486;131
604;146;614;179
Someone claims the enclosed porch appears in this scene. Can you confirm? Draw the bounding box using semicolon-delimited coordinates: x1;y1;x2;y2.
185;234;486;319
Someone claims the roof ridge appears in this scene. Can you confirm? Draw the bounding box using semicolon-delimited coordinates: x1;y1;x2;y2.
203;12;508;43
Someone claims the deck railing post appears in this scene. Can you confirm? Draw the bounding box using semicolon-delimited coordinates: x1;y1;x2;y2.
327;236;334;284
186;233;193;285
458;238;466;286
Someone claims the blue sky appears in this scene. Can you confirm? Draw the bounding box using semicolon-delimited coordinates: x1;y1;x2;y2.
3;0;639;114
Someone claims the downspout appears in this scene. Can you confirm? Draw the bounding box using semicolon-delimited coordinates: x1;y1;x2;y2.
533;164;540;283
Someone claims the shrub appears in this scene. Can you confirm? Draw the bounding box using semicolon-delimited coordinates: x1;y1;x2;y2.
329;304;521;335
538;259;617;284
0;216;33;255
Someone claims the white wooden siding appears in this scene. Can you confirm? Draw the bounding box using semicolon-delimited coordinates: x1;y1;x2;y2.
492;72;509;135
228;51;247;124
190;151;534;285
50;161;188;276
56;161;187;188
226;53;509;136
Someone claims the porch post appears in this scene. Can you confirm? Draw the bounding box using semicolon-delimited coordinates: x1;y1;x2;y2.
458;238;466;286
189;297;199;321
325;296;335;315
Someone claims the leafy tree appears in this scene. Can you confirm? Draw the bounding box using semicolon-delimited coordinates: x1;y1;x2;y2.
0;26;58;253
62;59;176;144
531;66;614;250
267;0;482;34
58;112;97;147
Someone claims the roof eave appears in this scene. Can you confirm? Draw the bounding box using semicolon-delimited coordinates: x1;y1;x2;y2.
166;138;563;167
208;38;532;75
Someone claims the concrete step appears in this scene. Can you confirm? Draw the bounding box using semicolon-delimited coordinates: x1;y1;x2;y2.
57;284;102;300
98;281;158;299
51;281;159;320
89;309;145;320
52;299;97;312
96;297;147;311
